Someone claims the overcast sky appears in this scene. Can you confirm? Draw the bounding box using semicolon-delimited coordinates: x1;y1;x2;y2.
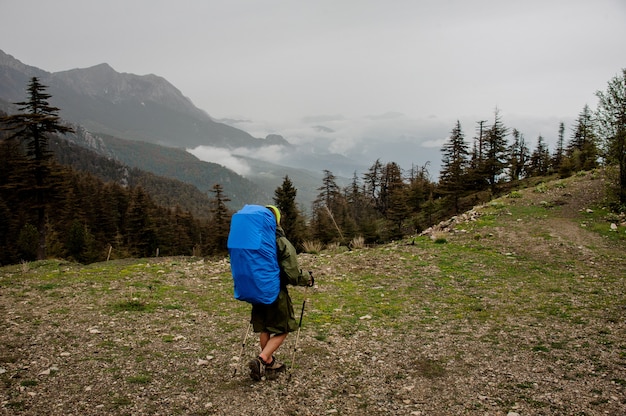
2;0;625;174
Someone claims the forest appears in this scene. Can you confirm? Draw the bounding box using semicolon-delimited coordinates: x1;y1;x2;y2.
1;70;624;266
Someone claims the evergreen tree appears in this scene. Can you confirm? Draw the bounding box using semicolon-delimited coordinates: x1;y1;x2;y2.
407;163;437;231
125;186;157;257
482;109;509;192
0;77;74;259
207;183;231;254
273;176;307;250
528;135;551;176
466;140;487;191
475;120;489;162
567;104;598;171
0;137;27;263
508;129;530;181
378;162;400;214
311;170;344;244
346;171;379;243
363;159;384;211
439;120;470;213
385;186;410;240
465;120;491;191
552;122;566;173
595;68;626;205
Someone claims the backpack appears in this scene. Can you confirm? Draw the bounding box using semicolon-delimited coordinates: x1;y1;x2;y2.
227;205;280;304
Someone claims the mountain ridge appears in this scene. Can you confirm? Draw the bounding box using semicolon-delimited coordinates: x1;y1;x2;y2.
0;49;371;208
0;49;287;149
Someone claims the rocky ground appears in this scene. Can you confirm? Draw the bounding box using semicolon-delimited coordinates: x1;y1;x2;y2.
1;172;625;415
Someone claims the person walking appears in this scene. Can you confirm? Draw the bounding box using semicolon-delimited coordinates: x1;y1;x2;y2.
248;205;313;381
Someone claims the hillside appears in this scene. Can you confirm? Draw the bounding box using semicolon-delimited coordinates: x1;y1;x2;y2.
50;137;219;220
0;50;266;150
0;50;343;210
1;172;625;415
78;133;269;208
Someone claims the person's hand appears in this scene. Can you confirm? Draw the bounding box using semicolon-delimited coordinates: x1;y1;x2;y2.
308;271;315;287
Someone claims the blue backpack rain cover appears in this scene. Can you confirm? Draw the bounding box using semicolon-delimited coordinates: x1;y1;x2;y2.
227;205;280;305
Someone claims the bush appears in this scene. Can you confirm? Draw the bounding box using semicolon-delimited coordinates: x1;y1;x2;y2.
349;235;365;249
302;240;323;254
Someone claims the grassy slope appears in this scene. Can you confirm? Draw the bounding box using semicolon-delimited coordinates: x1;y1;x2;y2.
1;171;625;415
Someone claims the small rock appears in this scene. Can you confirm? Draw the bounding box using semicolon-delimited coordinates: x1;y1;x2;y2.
197;358;209;366
507;412;520;416
359;315;372;320
610;223;617;231
60;352;71;357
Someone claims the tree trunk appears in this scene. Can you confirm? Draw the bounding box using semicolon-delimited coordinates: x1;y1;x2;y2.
37;204;46;260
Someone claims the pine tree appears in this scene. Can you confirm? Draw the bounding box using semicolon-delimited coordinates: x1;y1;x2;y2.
125;186;157;257
207;183;231;254
439;120;470;213
363;159;384;211
596;68;626;205
346;171;379;243
567;105;598;172
311;170;344;244
552;122;566;173
508;129;530;181
482;109;509;192
0;77;74;260
0;137;27;263
273;176;307;250
528;135;551;176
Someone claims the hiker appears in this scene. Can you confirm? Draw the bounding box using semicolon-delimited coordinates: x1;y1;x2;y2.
247;205;313;380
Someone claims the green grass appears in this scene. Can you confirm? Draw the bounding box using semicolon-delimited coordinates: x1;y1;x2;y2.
1;173;624;415
126;374;152;384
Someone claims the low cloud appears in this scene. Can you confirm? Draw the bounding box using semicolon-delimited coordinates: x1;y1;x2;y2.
216;111;570;178
232;144;286;164
186;146;252;176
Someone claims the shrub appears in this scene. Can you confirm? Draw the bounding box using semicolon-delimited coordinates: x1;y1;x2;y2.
349;235;365;249
302;240;323;254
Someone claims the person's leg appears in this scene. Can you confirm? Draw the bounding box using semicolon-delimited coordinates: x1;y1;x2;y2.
259;333;287;364
259;331;270;350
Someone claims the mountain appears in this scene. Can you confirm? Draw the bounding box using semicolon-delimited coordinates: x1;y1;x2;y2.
0;49;359;208
0;50;287;150
49;136;218;220
66;126;269;206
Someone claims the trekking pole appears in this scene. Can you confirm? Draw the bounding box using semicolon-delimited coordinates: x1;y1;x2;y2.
291;272;313;371
233;321;251;377
291;293;306;370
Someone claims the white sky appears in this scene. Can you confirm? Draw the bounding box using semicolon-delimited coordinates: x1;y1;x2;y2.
2;0;625;173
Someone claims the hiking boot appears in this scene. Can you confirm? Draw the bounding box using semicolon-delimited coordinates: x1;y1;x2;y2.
265;356;286;373
248;356;265;381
